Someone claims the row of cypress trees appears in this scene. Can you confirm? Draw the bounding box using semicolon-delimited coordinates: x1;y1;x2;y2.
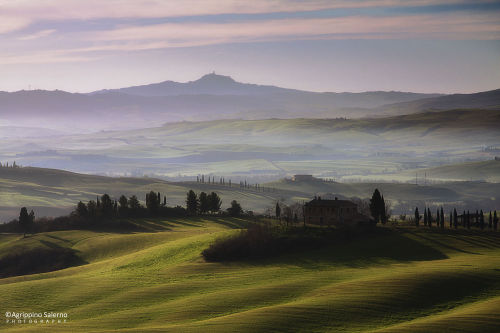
196;175;276;192
414;207;498;230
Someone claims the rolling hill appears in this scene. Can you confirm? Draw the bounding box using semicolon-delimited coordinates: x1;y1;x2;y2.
397;160;500;183
0;166;294;221
382;89;500;115
0;218;499;332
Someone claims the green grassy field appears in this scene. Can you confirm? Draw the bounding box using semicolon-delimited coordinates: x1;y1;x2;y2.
1;218;499;332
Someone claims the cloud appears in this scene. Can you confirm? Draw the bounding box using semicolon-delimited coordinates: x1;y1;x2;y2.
2;9;498;65
0;16;30;34
90;12;500;45
0;0;492;22
1;1;498;65
0;49;97;65
18;29;56;40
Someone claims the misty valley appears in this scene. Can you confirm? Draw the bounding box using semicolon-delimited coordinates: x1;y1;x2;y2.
1;77;499;221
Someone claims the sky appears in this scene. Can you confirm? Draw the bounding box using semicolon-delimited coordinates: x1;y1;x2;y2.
0;0;499;93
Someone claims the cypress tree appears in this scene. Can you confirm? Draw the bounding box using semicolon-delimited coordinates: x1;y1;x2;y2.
381;195;387;224
369;189;383;224
186;190;198;215
453;208;458;229
19;207;31;237
494;211;498;230
146;190;159;214
424;208;428;226
489;211;493;229
87;200;97;219
436;209;440;228
118;195;128;216
199;192;209;214
440;207;444;228
449;211;452;228
77;201;89;217
427;208;432;227
467;210;471;229
208;192;222;213
100;194;114;217
414;207;420;227
479;210;485;230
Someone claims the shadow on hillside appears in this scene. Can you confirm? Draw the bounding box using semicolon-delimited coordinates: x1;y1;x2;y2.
125;216;250;232
211;217;253;229
404;230;479;255
286;230;448;269
0;239;87;279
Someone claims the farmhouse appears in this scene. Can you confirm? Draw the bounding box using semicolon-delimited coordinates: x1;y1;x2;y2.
304;197;358;226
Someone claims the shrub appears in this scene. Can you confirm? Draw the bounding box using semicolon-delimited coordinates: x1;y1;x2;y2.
0;247;83;278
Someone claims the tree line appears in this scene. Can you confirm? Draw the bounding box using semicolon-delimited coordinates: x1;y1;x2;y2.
196;175;277;192
0;161;20;168
413;207;498;230
5;190;245;236
186;190;243;216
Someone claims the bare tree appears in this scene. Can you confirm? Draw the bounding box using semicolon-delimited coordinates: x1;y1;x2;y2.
289;202;304;224
385;199;393;222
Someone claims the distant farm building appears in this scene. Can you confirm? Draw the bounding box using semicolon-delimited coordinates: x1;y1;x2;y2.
292;174;315;182
304;197;362;226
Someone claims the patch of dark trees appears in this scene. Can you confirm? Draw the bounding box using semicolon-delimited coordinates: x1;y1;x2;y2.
202;223;376;262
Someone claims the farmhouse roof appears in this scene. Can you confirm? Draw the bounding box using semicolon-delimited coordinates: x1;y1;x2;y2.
305;198;356;207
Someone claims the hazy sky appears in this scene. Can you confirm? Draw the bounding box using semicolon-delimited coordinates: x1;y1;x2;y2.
1;0;499;93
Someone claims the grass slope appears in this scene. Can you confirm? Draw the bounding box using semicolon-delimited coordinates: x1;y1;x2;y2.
1;218;499;332
2;165;499;221
0;166;294;221
409;160;500;182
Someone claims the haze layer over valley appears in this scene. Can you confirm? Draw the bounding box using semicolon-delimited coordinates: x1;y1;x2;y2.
1;75;499;220
0;73;448;132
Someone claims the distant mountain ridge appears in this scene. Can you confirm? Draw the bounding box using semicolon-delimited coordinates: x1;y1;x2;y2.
91;73;441;101
91;73;295;96
381;88;500;115
0;73;498;132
